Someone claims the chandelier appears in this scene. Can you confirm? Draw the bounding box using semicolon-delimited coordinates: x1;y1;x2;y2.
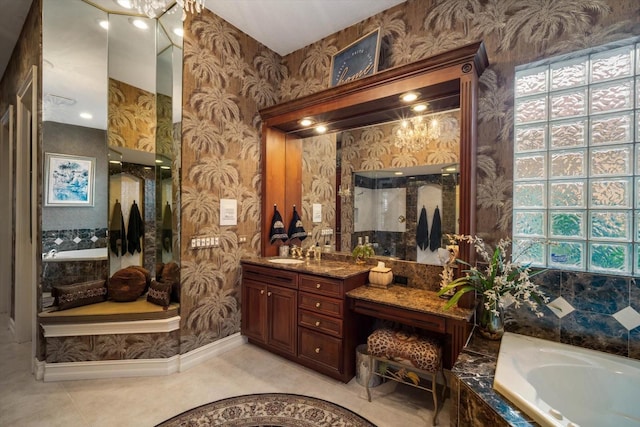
126;0;205;21
394;115;441;151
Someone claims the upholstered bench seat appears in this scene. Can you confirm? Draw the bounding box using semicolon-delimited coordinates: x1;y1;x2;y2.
366;328;446;426
367;328;442;372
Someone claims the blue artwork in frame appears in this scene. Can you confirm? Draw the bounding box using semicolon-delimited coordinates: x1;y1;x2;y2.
45;152;95;206
330;28;381;87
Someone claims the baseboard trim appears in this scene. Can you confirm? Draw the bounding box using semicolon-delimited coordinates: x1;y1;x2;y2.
41;333;247;381
179;332;247;372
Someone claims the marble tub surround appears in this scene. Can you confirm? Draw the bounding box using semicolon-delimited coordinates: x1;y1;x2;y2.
504;269;640;361
41;259;108;295
450;332;535;427
42;227;108;253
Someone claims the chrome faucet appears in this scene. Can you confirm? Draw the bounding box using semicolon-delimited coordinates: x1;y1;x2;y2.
45;249;57;259
290;245;303;259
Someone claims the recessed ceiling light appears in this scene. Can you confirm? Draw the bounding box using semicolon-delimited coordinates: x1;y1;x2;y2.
445;166;457;172
315;125;327;134
401;92;418;102
155;159;163;164
394;171;403;176
98;20;109;30
412;104;427;112
173;28;184;37
109;160;122;164
131;18;149;30
160;165;171;170
299;118;314;127
79;112;93;120
116;0;133;9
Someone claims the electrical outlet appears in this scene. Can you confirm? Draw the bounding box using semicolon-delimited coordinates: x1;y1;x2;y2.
213;237;219;247
191;238;196;248
204;237;211;247
238;235;247;243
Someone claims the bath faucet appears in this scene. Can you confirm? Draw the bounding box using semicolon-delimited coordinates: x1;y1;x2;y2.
46;249;57;259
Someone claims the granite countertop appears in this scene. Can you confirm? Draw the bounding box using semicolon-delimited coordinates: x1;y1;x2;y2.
241;256;371;279
346;285;474;322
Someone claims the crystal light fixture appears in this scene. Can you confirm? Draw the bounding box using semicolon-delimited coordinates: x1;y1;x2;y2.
394;115;441;151
125;0;205;21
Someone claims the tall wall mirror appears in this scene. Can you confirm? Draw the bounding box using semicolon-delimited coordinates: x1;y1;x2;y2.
301;109;461;264
41;0;182;308
260;42;488;273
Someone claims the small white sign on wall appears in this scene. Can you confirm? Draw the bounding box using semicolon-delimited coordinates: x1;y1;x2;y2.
312;203;322;223
220;199;237;226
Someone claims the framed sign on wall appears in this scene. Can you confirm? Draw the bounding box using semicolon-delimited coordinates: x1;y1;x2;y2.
330;28;381;87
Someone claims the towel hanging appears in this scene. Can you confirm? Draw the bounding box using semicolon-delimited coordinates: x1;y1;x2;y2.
287;205;307;242
162;202;172;253
417;206;429;251
429;206;442;252
127;201;144;255
269;205;289;244
109;201;126;256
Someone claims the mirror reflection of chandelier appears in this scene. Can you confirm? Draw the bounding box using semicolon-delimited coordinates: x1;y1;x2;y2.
126;0;205;20
394;115;441;151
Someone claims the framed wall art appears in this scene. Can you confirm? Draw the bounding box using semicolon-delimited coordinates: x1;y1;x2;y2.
330;28;381;87
44;152;95;207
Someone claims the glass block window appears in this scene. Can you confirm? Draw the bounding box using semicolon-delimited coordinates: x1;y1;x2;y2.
514;37;640;275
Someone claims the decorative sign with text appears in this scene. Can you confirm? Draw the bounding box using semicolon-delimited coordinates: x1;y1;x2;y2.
330;28;381;87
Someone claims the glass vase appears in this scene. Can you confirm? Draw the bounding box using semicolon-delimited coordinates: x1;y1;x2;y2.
476;296;504;340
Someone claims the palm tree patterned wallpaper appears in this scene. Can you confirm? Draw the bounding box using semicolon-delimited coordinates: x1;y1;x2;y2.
175;0;640;357
108;78;156;153
39;0;640;362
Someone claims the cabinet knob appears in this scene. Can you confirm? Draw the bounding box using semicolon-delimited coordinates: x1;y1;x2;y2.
316;283;321;289
315;321;321;327
267;291;272;297
315;302;321;308
260;290;264;295
315;347;321;354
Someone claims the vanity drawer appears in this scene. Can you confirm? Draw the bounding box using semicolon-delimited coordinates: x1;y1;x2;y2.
242;264;298;289
298;309;343;338
298;327;342;372
299;274;342;298
298;292;342;317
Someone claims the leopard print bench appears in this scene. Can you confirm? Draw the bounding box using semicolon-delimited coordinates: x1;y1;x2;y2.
366;328;446;426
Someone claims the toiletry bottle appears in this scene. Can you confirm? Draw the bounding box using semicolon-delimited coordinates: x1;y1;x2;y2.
314;242;321;260
324;240;331;253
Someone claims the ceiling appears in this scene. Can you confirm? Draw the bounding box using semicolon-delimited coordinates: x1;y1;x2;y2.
1;0;406;80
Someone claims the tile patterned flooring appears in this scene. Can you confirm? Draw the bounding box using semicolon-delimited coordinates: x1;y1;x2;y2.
0;315;450;427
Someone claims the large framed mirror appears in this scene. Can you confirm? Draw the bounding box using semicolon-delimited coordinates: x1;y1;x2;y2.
260;42;488;271
41;0;182;308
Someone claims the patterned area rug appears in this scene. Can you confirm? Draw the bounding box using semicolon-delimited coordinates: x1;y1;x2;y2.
156;393;377;427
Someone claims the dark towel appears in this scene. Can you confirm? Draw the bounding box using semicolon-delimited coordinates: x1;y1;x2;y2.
162;202;172;253
127;201;145;255
109;201;126;256
287;206;307;242
417;206;429;251
429;206;442;252
269;205;288;244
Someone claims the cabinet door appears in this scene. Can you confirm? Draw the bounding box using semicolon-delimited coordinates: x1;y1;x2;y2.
267;285;297;356
241;279;267;343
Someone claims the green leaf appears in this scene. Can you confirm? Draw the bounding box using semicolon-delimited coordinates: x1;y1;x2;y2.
443;285;476;309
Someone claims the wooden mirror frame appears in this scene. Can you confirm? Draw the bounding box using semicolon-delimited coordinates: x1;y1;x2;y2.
259;42;488;269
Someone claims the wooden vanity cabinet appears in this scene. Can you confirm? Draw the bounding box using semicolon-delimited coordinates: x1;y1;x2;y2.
241;262;368;382
241;264;298;358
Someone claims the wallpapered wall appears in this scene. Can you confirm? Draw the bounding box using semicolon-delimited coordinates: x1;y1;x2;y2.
180;0;640;359
4;0;640;363
108;78;156;153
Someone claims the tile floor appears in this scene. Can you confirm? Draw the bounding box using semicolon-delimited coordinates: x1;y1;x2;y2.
0;315;450;427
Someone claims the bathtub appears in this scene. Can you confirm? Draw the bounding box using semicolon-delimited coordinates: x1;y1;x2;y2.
494;332;640;427
42;247;108;262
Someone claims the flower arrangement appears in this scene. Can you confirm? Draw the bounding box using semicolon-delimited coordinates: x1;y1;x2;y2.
437;234;549;338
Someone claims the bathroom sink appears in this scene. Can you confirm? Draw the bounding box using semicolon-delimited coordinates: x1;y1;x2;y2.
268;258;304;265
